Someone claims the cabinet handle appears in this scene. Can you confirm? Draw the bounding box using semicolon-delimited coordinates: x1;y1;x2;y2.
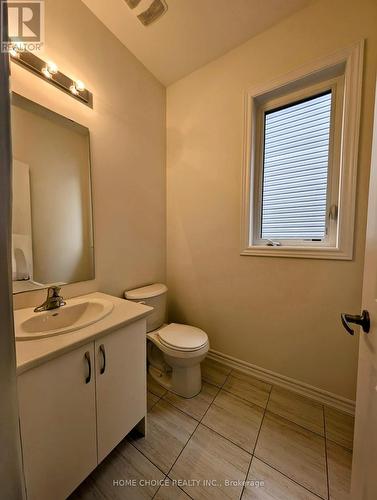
84;351;92;384
99;344;106;375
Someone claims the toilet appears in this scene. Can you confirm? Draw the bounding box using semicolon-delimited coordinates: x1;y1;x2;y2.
125;283;209;398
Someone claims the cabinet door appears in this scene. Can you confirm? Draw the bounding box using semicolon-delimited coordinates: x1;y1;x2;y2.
18;343;97;500
96;319;146;462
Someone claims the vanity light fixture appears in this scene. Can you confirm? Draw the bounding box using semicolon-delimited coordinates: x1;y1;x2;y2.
9;44;93;108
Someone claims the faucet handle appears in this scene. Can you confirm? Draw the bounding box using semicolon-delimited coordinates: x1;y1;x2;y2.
34;286;65;313
47;285;61;298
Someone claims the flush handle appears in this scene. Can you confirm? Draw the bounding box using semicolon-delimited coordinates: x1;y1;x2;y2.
341;310;370;336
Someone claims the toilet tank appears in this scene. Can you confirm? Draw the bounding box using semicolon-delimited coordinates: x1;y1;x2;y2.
124;283;168;332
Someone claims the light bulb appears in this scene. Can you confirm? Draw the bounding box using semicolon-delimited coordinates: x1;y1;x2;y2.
69;84;79;95
46;61;58;74
75;80;85;92
70;80;85;95
9;46;19;58
9;41;25;58
42;66;52;79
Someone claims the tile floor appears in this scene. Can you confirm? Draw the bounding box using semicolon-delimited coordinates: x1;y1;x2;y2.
70;358;354;500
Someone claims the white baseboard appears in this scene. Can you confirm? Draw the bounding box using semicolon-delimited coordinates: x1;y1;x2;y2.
207;349;355;415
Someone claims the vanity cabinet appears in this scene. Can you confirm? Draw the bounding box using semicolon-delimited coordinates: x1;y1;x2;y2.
17;342;97;500
95;321;146;462
17;319;146;500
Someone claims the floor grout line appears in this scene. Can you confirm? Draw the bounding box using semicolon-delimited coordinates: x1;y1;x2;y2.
165;384;222;475
164;477;196;500
144;367;231;487
262;407;326;439
253;455;327;500
241;383;327;500
148;388;167;398
150;478;165;500
170;378;220;393
325;436;353;453
239;384;272;499
160;380;221;420
219;386;269;410
163;379;328;442
227;367;273;390
157;368;232;495
153;393;204;422
252;392;271;457
246;384;328;500
198;421;254;456
152;371;262;461
125;439;168;477
147;391;162;412
217;370;328;439
151;475;195;500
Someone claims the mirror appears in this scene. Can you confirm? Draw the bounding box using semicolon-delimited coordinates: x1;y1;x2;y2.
11;93;94;294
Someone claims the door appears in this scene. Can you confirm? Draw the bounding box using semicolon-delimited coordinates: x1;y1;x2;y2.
0;4;25;499
95;319;146;462
350;81;377;499
18;343;97;500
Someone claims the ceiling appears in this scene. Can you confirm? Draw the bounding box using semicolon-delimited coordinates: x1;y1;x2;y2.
82;0;314;86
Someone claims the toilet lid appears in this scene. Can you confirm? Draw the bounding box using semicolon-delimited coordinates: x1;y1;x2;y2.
158;323;208;351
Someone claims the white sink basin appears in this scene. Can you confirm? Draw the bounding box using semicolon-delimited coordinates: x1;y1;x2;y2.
15;297;114;340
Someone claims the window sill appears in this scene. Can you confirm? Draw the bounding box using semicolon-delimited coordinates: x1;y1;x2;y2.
240;245;352;260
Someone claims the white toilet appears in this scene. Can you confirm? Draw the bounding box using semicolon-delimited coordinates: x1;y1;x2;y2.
125;283;209;398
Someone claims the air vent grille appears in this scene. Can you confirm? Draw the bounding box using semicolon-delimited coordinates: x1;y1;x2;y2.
123;0;168;26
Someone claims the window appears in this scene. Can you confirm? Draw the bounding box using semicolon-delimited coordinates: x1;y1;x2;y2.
261;91;333;243
241;42;363;259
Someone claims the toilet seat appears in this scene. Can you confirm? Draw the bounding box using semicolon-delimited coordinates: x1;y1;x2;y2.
157;323;208;352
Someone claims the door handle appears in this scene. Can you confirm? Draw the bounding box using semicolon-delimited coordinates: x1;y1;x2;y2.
341;310;370;335
84;351;92;383
99;344;106;374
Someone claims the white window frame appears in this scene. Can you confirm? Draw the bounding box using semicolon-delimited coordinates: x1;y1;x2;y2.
254;79;343;249
241;41;364;260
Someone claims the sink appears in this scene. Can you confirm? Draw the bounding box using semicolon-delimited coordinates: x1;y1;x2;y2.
15;297;114;340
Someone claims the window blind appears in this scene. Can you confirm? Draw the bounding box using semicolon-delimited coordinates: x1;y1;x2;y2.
261;91;332;240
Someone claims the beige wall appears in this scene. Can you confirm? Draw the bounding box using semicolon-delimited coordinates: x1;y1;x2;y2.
12;0;166;308
167;0;377;400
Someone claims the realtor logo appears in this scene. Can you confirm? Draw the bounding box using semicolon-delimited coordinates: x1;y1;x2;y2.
1;1;44;51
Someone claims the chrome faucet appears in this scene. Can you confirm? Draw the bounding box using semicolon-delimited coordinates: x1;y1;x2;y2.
34;286;66;313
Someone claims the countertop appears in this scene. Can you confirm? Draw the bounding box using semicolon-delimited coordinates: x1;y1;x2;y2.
15;292;152;375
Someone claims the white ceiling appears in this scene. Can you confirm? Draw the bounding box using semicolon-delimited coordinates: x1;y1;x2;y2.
82;0;314;86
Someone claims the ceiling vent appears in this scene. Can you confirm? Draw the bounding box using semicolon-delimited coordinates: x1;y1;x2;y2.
124;0;168;26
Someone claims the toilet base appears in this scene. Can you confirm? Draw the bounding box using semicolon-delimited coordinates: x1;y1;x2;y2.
147;333;208;399
148;365;173;392
148;360;203;399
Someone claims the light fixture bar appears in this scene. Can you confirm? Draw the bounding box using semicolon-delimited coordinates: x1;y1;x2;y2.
10;48;93;108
